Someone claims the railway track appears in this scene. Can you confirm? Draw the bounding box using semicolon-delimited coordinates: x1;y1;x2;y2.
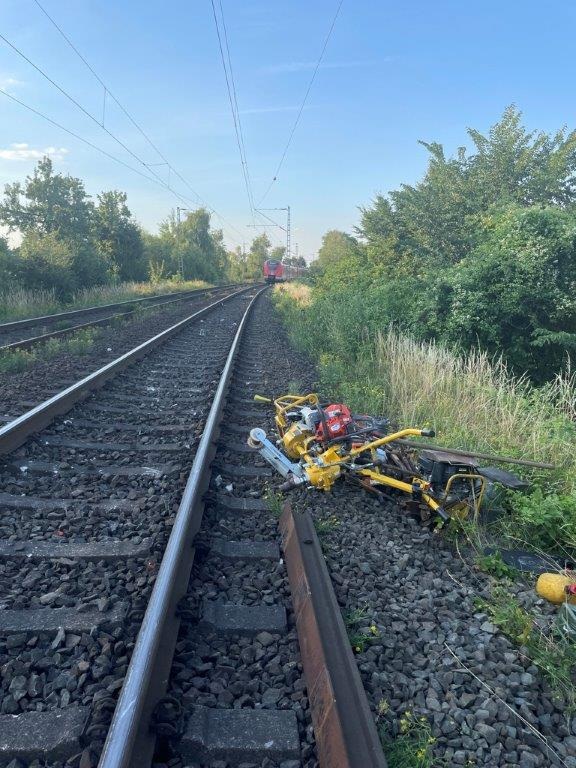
0;288;386;768
0;284;241;353
0;285;250;424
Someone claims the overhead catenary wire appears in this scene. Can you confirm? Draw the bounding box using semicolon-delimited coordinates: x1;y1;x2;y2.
259;0;345;204
31;1;207;207
0;32;165;184
210;0;256;224
219;0;262;226
0;91;247;245
0;88;246;241
0;89;176;191
1;12;246;245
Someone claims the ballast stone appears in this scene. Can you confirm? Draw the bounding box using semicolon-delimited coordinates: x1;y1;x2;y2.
180;707;300;762
216;494;269;511
0;707;88;761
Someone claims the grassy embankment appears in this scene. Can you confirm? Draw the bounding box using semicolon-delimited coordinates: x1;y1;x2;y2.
0;279;210;323
274;282;576;720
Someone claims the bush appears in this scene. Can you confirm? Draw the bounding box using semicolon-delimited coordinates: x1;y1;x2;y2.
508;489;576;551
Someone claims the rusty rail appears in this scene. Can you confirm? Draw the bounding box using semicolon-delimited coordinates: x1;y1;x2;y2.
397;438;556;470
279;503;387;768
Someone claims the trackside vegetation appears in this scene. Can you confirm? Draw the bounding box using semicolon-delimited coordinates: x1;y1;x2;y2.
0;156;304;319
274;107;576;732
0;327;100;374
274;106;576;554
307;106;576;386
0;279;209;323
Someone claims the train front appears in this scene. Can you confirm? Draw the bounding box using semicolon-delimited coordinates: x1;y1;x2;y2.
263;259;284;283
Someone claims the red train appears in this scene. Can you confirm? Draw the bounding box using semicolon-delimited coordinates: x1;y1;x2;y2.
262;260;307;283
263;259;284;283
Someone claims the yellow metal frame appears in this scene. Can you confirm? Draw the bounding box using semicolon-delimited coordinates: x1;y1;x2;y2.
442;473;486;520
260;393;486;521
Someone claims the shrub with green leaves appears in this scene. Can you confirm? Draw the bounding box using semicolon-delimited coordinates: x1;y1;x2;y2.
508;488;576;551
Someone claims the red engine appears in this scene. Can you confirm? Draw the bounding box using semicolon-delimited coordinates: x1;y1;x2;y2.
263;259;284;283
315;404;353;441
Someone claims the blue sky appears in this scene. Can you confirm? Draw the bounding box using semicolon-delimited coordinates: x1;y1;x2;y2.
1;0;575;260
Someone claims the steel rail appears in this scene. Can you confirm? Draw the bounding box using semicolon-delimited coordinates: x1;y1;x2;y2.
396;438;556;470
280;503;388;768
0;283;241;335
0;284;241;353
0;285;256;456
98;287;267;768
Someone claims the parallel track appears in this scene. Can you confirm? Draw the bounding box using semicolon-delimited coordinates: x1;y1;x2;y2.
0;284;244;353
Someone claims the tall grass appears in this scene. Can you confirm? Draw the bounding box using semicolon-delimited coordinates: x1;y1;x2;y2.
372;330;576;490
274;282;312;306
0;279;210;323
0;287;61;322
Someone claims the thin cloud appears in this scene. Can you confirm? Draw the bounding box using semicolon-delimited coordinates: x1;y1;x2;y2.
0;143;69;161
264;60;373;74
0;75;24;92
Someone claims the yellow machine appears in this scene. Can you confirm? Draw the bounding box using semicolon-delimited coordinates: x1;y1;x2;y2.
247;393;520;525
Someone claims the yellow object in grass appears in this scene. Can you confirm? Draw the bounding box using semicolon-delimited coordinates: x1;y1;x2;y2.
536;572;576;605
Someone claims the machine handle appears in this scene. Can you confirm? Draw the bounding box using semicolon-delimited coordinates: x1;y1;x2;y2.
436;506;450;522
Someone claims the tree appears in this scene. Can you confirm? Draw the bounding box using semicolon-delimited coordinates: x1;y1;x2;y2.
319;107;576;382
227;246;248;282
0;156;94;243
0;157;109;294
271;246;286;261
93;191;146;281
16;231;76;295
0;237;19;288
444;206;576;381
157;208;228;282
466;105;576;208
358;106;576;275
246;234;271;278
142;231;173;282
318;230;361;268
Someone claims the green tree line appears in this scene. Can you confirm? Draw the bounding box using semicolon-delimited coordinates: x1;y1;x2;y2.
0;157;282;297
311;106;576;383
